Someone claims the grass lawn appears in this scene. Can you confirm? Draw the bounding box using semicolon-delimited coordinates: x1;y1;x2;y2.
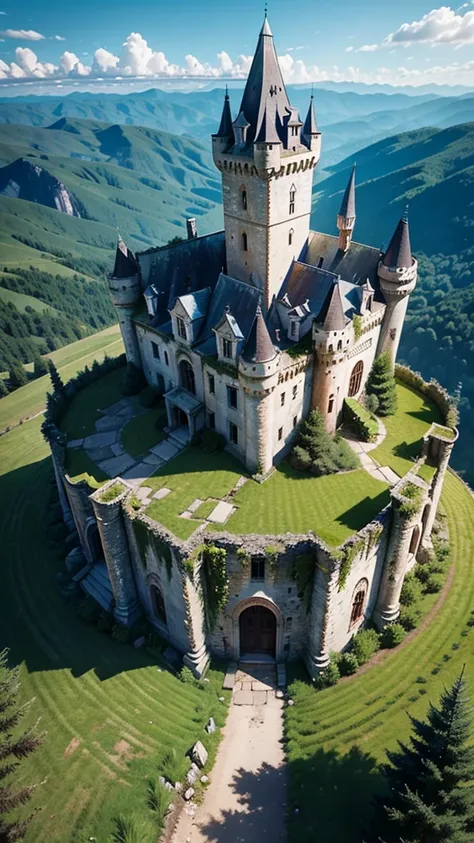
193;499;220;520
285;470;474;843
371;383;441;477
0;325;123;430
0;417;229;842
60;367;125;440
120;403;168;459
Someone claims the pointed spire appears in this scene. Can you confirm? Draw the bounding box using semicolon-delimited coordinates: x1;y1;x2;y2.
339;163;356;220
255;101;281;144
215;86;234;142
242;302;276;363
322;283;346;332
384;210;413;269
261;14;273;36
112;234;137;279
303;92;318;138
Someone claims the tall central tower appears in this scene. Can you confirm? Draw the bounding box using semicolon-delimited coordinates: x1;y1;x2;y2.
212;16;321;309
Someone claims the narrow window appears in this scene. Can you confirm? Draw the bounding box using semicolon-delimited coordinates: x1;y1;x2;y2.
337;339;343;351
286;616;293;631
251;557;265;582
242;232;248;251
227;386;238;409
289;187;296;215
278;427;283;441
222;337;233;359
241;189;247;210
208;411;215;430
350;580;368;626
317;256;324;268
328;394;334;414
293;415;298;428
164;350;169;366
229;421;238;445
288;228;294;246
208;373;215;394
292;384;297;399
176;316;187;340
151;341;159;360
291;125;297;137
281;392;286;406
150;584;167;625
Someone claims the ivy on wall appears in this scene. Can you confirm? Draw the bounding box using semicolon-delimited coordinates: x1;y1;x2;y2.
201;545;229;631
398;483;423;518
337;536;366;592
292;553;316;610
131;519;173;580
353;314;362;342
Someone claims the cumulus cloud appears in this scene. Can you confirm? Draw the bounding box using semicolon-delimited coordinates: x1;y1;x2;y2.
54;35;66;41
0;28;45;40
354;5;474;52
93;48;120;74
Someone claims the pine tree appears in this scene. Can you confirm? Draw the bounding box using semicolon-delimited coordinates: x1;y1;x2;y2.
291;409;359;476
8;364;27;390
47;360;64;395
0;378;8;398
373;670;474;843
32;357;49;379
366;353;397;416
0;649;44;842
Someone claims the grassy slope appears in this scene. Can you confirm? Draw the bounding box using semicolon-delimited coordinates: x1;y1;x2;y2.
285;471;474;843
0;416;228;842
0;325;123;429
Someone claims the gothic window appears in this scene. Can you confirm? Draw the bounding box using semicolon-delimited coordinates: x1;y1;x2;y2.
241;188;247;210
208;373;215;394
348;360;363;397
289;228;294;246
337;339;343;351
179;359;195;395
229;421;238;444
151;341;159;359
176;316;187;340
328;394;334;414
289;185;296;215
222;338;233;359
242;232;248;251
350;579;368;626
227;385;238;409
150;583;167;625
251;557;265;581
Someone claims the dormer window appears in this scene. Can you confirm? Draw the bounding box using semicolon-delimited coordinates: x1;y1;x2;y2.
242;232;248;252
222;338;233;359
241;188;247;210
289;185;296;215
291;126;298;137
176;316;187;340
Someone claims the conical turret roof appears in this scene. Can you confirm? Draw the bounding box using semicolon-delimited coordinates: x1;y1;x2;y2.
215;87;234;142
237;15;291;146
339;163;356;220
242;303;276;363
321;283;346;331
384;210;413;269
303;94;318;137
112;235;137;278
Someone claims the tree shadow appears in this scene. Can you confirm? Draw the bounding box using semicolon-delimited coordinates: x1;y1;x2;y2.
336;490;391;532
392;438;422;463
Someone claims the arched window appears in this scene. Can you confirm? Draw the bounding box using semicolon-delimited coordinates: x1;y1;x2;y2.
409;525;421;557
348;360;363;397
150;583;167;625
289;184;296;215
288;228;294;246
242;232;248;251
179;359;195;395
350;579;368;626
328;344;334;353
241;188;247;210
328;394;334;414
337;339;343;351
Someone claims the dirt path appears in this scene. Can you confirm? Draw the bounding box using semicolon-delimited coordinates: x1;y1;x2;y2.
172;675;287;843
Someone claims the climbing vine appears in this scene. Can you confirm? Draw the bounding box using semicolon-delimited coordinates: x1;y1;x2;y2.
337;536;366;591
202;545;229;631
264;544;284;580
292;553;316;610
367;522;383;553
236;547;250;569
131;519;173;579
399;482;423;518
353;314;363;342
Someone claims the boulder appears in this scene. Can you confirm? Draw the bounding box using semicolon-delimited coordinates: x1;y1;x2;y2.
205;717;216;735
191;741;208;769
187;763;199;785
184;787;195;801
200;775;209;784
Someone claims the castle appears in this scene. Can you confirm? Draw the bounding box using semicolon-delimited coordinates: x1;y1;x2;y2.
51;16;457;680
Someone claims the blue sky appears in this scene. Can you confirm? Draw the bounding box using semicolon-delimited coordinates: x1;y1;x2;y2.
0;1;474;91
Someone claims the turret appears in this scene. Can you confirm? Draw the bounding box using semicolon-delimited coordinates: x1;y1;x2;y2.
337;163;356;252
377;209;417;365
108;235;141;367
311;282;349;432
302;93;321;155
211;86;234;160
253;100;282;173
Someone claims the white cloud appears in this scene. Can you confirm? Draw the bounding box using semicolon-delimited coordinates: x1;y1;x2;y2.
354;6;474;52
60;51;90;76
93;47;119;74
0;28;45;40
54;35;66;41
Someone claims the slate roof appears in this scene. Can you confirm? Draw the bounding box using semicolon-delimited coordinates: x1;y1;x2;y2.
279;259;362;324
305;231;381;292
338;164;356;220
215;88;234;142
175;288;211;320
242;304;276;363
112;236;137;278
303;95;318;138
322;283;347;331
383;213;413;269
194;273;262;356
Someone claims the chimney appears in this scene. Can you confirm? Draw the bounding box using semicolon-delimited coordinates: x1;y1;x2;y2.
186;218;197;240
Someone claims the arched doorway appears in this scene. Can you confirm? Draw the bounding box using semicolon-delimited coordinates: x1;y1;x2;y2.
84;519;102;563
239;605;276;658
179;359;196;395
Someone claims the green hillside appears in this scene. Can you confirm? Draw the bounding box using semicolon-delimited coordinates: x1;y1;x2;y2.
0;118;223;371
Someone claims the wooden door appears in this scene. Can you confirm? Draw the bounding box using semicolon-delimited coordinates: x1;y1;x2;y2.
239;606;276;657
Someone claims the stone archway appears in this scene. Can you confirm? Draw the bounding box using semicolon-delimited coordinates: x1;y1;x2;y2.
84;518;102;564
231;597;283;662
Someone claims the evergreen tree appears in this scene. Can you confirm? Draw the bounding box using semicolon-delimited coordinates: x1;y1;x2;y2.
47;360;64;395
366;353;397;416
0;649;44;842
0;378;8;398
8;364;27;390
32;357;49;379
373;670;474;843
290;409;359;476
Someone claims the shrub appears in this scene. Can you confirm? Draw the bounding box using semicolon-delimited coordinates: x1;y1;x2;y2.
344;398;379;442
33;356;49;378
122;361;146;396
315;660;340;689
112;623;132;644
9;362;28;389
381;623;406;648
139;385;161;408
338;652;360;676
201;428;226;453
424;572;444;594
415;563;431;584
400;573;423;606
351;628;380;664
179;666;197;685
399;604;422;631
290;409;359;476
364;392;379;414
365;353;397;416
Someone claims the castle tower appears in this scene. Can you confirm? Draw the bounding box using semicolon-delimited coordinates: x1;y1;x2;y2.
311;283;348;432
239;304;279;474
377;210;417;365
108;236;141;367
212;15;321;308
337;164;356;252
